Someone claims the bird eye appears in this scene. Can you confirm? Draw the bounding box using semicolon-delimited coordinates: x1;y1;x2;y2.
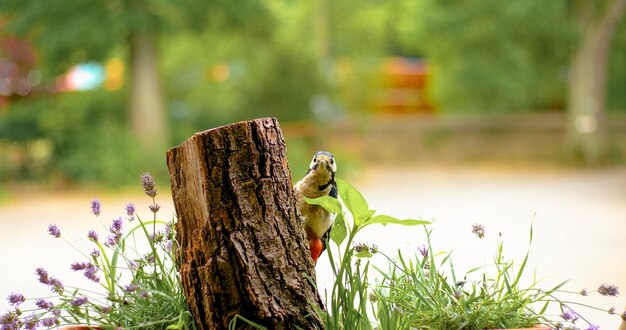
331;159;334;164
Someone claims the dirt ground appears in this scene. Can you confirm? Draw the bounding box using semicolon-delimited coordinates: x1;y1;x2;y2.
1;165;625;328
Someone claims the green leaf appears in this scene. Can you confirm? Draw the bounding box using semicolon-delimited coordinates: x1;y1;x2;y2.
330;213;347;245
368;214;430;227
336;178;370;225
303;195;342;214
355;249;373;258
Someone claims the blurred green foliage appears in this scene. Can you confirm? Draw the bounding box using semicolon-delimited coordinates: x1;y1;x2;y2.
1;0;626;185
608;17;626;111
0;91;152;186
395;0;576;112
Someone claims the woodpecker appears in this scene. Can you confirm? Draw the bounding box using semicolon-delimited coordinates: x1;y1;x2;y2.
294;151;338;265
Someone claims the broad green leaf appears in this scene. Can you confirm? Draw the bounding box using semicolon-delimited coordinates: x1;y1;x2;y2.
302;195;342;214
330;213;347;246
336;178;369;224
368;214;430;226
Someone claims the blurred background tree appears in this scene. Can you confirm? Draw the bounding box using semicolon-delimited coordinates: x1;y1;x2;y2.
565;0;626;163
1;0;625;187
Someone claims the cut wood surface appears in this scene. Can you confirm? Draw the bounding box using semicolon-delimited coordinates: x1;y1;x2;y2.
166;118;324;330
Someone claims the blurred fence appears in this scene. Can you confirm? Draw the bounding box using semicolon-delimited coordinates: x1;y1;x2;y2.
284;112;626;165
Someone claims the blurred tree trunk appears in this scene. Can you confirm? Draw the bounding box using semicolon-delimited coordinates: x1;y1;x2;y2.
565;0;626;163
129;31;167;155
166;118;324;330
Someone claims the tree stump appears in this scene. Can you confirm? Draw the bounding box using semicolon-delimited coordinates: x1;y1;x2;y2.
166;118;324;330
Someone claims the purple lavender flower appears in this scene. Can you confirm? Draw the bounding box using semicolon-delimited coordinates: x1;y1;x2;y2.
101;305;112;314
0;311;19;330
105;232;122;247
49;277;64;294
7;293;25;306
165;221;174;238
354;242;369;253
47;224;61;238
124;284;139;293
139;291;150;299
35;267;50;284
91;198;102;216
84;265;100;283
91;249;101;258
418;244;429;258
165;240;173;252
585;325;599;330
41;317;57;327
580;288;588;296
35;299;54;310
129;261;139;270
560;309;579;323
141;173;157;197
471;223;485;239
149;204;161;213
126;203;136;217
150;231;164;243
87;230;99;242
609;306;616;314
23;315;38;330
71;296;88;307
71;262;91;271
110;217;123;233
598;284;619;297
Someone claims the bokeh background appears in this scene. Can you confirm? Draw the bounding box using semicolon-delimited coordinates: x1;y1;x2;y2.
1;1;625;328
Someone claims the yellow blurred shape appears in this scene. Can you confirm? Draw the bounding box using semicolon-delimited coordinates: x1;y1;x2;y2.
105;58;124;91
210;63;230;82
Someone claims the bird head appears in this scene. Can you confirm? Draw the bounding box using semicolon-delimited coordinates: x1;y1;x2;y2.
309;151;336;174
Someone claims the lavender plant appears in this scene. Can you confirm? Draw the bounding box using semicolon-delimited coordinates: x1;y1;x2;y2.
371;225;623;329
1;173;195;330
307;179;624;330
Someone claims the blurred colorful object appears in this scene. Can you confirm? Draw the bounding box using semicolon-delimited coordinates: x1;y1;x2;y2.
0;35;37;107
61;62;105;91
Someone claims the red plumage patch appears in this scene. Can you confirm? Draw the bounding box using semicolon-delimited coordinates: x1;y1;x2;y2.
309;237;323;264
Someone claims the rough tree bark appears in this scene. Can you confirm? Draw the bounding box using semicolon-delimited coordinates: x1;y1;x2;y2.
166;118;324;330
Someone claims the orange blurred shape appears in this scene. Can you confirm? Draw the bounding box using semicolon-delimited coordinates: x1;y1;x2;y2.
104;58;124;91
210;63;230;82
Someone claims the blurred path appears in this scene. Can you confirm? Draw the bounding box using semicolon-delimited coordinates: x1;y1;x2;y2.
2;165;626;328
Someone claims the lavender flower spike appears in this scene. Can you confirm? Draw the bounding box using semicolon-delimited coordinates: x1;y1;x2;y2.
91;198;102;216
35;299;54;310
88;230;98;242
418;244;429;258
49;277;64;294
71;262;91;271
126;203;136;217
585;325;599;330
110;217;123;233
84;265;100;283
598;284;619;297
91;249;101;258
149;204;161;213
141;172;157;197
71;296;88;306
560;309;579;323
7;293;25;306
48;224;61;238
36;267;50;284
471;223;485;239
